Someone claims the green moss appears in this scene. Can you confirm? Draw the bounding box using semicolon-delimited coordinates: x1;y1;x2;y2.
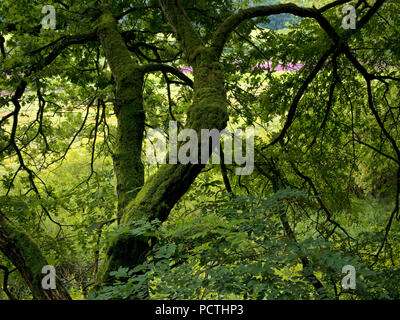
115;70;146;216
96;11;146;217
189;46;206;63
97;27;230;291
0;218;49;299
96;11;137;80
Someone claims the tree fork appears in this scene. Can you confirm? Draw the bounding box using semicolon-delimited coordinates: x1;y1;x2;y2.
96;11;229;289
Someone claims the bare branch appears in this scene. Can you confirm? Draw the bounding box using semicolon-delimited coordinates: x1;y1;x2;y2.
0;264;16;300
138;63;193;88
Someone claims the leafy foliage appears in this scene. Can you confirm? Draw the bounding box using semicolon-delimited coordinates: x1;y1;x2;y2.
1;0;400;300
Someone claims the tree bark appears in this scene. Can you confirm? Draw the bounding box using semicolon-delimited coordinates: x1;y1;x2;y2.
95;6;229;293
96;11;146;219
0;211;71;300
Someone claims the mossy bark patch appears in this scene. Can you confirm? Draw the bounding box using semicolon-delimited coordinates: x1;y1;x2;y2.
0;213;71;300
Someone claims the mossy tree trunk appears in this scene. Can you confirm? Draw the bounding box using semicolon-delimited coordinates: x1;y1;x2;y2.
95;4;229;293
0;211;71;300
96;11;146;219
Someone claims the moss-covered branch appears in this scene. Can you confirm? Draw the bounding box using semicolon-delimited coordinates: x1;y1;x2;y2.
0;211;71;300
29;32;97;75
96;11;146;215
158;0;204;63
211;3;338;58
96;11;137;80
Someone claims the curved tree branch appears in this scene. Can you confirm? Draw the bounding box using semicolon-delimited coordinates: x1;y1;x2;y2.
139;63;193;88
158;0;204;62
